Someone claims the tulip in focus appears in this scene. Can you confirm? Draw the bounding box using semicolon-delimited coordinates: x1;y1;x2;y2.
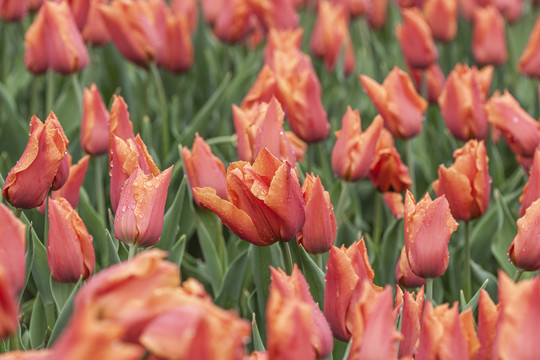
432;140;491;221
472;6;508;66
396;8;438;69
331;108;383;182
81;83;110;156
508;199;540;271
409;62;446;103
395;246;426;289
114;166;173;247
360;67;428;139
520;149;540;216
2;112;69;209
52;152;70;191
47;197;95;283
422;0;458;42
404;191;459;279
518;17;540;79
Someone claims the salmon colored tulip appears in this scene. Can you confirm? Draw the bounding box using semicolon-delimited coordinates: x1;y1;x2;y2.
181;133;227;201
2;112;69;209
423;0;458;42
493;0;523;23
267;266;333;360
518;17;540;79
0;0;27;21
81;84;110;156
65;0;91;31
395;247;426;289
27;0;43;12
485;90;540;158
520;149;540;216
366;0;388;29
404;191;459;279
108;95;135;146
296;174;336;254
370;127;412;192
383;192;405;218
310;1;356;75
201;0;252;43
461;308;481;358
397;287;425;358
114;166;173;247
432;140;491;221
409;62;446;103
52;152;70;191
360;67;428;139
396;0;425;6
24;1;89;74
247;0;299;31
475;289;498;360
0;203;26;294
47;197;95;283
332;0;366;17
396;8;438;69
331;109;383;181
193;148;305;246
509;199;540;271
438;64;493;141
0;266;18;340
324;238;382;341
170;0;198;31
472;6;508;66
82;0;110;46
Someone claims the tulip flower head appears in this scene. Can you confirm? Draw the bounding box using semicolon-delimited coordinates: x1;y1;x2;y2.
82;0;111;46
475;289;498;360
81;83;110;156
0;203;26;295
395;246;426;289
396;8;438;69
0;0;27;22
472;6;508;66
397;287;425;358
422;0;458;42
409;62;446;103
518;17;540;79
509;198;540;271
519;149;540;217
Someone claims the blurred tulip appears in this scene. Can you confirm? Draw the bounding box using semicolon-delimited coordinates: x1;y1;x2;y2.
472;6;507;66
2;113;69;209
432;140;491;221
193;148;305;246
65;0;91;31
26;0;43;12
462;308;481;358
360;67;428;139
520;149;540;216
181;133;227;201
0;267;18;340
475;289;498;360
397;287;425;358
267;266;333;360
332;109;383;182
81;83;110;156
493;0;522;22
24;1;89;74
296;174;336;254
244;351;268;360
114;166;173;247
423;0;458;42
201;0;252;43
396;0;425;6
0;203;26;294
438;64;492;141
383;192;405;218
247;0;299;31
404;191;459;279
509;199;540;271
324;238;382;341
332;0;366;17
47;197;95;283
395;247;426;289
518;17;540;79
485;90;540;158
82;0;110;46
170;0;198;31
409;62;446;103
0;0;27;21
396;8;438;69
310;1;356;75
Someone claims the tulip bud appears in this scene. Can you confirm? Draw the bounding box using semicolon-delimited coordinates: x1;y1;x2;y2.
472;6;508;66
0;0;27;21
181;133;227;201
0;266;19;340
2;112;69;209
202;0;252;43
296;174;336;254
82;0;110;46
47;197;95;283
520;149;540;216
114;166;173;247
81;84;110;156
0;203;26;294
52;152;71;191
397;287;425;358
170;0;198;31
247;0;299;32
423;0;458;42
508;199;540;271
409;62;446;104
331;109;383;182
494;0;522;23
518;17;540;79
404;191;459;279
366;0;388;29
396;8;438;69
395;247;426;289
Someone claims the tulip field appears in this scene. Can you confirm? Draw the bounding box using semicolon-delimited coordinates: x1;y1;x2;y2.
2;0;540;358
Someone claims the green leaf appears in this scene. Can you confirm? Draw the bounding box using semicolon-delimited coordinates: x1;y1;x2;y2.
158;176;187;251
297;245;325;310
47;278;83;347
29;294;47;349
168;235;187;267
251;313;265;352
50;278;77;313
29;230;53;309
105;230;121;265
215;248;249;309
460;279;489;314
376;218;403;285
491;190;518;275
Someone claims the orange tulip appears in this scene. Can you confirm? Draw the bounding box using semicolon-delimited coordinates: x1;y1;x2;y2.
423;0;458;42
193;148;305;246
397;287;424;358
396;0;425;6
108;95;135;145
47;197;95;283
2;112;69;209
81;83;110;156
472;6;508;66
360;67;428;139
475;289;498;360
181;133;227;201
201;0;252;43
267;266;333;360
432;140;491;221
0;203;26;295
332;109;383;182
485;90;540;158
170;0;198;31
52;152;70;191
396;8;438;69
247;0;299;32
404;191;459;279
296;174;336;254
114;166;173;247
24;1;89;74
520;149;540;217
0;0;27;21
409;62;446;103
438;63;493;141
509;199;540;271
82;0;110;46
395;247;426;289
518;17;540;79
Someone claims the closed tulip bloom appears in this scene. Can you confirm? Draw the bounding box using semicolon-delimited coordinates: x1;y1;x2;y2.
520;149;540;216
331;109;383;181
508;199;540;271
518;17;540;79
247;0;299;31
493;0;523;23
81;84;110;156
114;166;173;247
24;1;89;74
0;0;27;21
171;0;198;31
439;64;493;141
409;62;446;103
297;174;337;254
52;152;71;191
2;113;69;209
203;0;252;43
475;289;498;360
181;133;227;201
194;148;305;246
82;0;110;46
423;0;457;42
396;8;438;69
395;246;426;289
472;6;508;66
0;203;26;294
65;0;91;31
404;191;459;279
432;140;491;221
366;0;388;29
0;266;19;340
397;287;425;358
267;266;333;360
485;90;540;158
47;197;95;283
360;67;428;139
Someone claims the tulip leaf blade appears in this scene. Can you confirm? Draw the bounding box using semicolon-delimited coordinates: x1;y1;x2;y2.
298;245;326;310
105;229;121;265
78;188;109;269
168;234;187;267
490;190;518;276
29;293;47;349
29;228;54;309
215;248;249;309
251;313;265;352
50;278;77;313
159;175;187;251
47;277;83;347
460;278;489;314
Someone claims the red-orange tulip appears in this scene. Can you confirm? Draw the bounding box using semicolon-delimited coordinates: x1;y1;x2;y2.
472;6;508;66
404;191;459;279
366;0;388;29
520;149;540;216
81;84;110;156
331;108;383;181
0;203;26;294
0;266;18;340
423;0;458;42
509;199;540;271
383;192;405;218
396;8;438;69
475;289;498;360
82;0;110;46
518;17;540;79
432;140;491;221
47;197;95;283
332;0;366;17
397;287;424;358
2;112;69;209
52;152;70;191
395;247;426;289
170;0;198;31
247;0;299;31
108;95;135;145
65;0;91;31
0;0;27;21
193;148;305;246
360;67;428;139
493;0;523;23
409;62;446;103
201;0;252;43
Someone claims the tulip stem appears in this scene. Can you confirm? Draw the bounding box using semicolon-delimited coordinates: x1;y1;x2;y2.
46;70;54;112
405;140;416;196
316;254;323;271
206;134;237;146
279;241;293;274
43;194;49;247
426;278;434;304
94;157;106;221
464;221;471;300
373;191;383;244
336;181;350;226
71;74;83;116
128;245;137;260
513;269;524;282
150;63;170;160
